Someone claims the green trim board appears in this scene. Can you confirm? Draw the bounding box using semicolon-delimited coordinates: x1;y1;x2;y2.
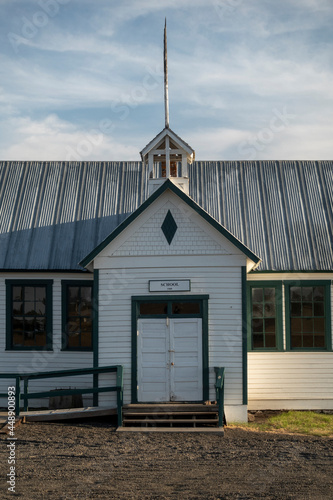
80;179;261;268
5;279;53;351
285;280;332;351
247;281;283;351
93;269;99;406
61;280;93;351
241;267;247;405
131;295;209;404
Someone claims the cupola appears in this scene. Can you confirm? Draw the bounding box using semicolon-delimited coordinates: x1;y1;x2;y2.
141;20;195;196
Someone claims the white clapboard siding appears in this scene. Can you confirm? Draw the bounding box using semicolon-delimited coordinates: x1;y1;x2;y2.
248;352;333;410
0;273;94;407
247;273;333;410
97;264;244;407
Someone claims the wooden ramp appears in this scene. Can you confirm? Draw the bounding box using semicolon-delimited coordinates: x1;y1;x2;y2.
20;407;117;422
118;403;224;434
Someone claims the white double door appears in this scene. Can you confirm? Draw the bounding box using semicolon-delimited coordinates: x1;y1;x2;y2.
137;318;203;402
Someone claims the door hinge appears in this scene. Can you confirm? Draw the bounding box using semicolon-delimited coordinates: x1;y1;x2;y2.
166;317;169;327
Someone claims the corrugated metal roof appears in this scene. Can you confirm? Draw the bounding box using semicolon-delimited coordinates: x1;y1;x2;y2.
0;160;332;271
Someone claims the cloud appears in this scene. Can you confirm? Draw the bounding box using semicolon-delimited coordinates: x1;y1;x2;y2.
0;114;140;161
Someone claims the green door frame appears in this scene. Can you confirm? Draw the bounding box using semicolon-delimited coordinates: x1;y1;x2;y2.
131;295;209;404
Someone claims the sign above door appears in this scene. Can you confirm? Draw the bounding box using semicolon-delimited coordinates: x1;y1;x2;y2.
149;280;191;292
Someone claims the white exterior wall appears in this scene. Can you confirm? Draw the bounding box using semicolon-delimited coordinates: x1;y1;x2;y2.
0;273;94;408
97;264;244;409
94;190;248;421
248;273;333;410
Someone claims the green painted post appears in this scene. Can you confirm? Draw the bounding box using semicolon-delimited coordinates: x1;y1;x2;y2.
15;376;20;417
23;378;29;412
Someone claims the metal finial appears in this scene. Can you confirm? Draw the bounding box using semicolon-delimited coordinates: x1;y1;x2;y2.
164;19;169;128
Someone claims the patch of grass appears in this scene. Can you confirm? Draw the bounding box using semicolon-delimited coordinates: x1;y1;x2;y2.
230;411;333;437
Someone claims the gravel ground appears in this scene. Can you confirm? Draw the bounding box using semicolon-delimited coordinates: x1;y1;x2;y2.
1;418;333;499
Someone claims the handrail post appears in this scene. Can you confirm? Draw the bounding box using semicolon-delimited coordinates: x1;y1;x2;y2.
23;378;29;412
116;366;123;427
15;376;20;417
215;367;225;428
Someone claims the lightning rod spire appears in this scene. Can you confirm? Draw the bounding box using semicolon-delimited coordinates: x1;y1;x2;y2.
164;18;169;128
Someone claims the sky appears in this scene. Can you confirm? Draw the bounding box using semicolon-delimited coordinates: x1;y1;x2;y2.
0;0;333;162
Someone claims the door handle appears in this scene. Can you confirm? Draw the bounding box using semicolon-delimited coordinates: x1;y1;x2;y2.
171;362;174;366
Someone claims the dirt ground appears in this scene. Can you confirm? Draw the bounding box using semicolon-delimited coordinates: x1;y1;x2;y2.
1;417;332;500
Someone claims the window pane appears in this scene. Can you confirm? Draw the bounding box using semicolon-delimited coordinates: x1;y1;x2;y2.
314;334;325;348
36;301;45;316
303;318;313;333
314;318;325;334
264;302;275;317
252;288;263;302
140;303;168;315
265;318;275;333
67;318;80;333
10;284;49;348
25;287;35;301
68;332;80;348
81;331;92;348
25;302;36;315
35;331;46;346
291;318;302;333
302;302;313;317
81;318;92;333
13;317;24;331
13;287;23;301
289;285;327;349
301;287;313;301
64;285;93;349
251;287;278;349
252;303;263;318
68;287;79;302
172;302;200;315
292;335;302;348
253;334;264;348
314;302;324;317
13;302;23;315
81;287;92;305
264;288;275;301
265;334;276;348
252;319;263;333
313;287;324;302
35;287;46;302
291;302;301;317
290;287;301;301
303;333;314;348
13;331;23;346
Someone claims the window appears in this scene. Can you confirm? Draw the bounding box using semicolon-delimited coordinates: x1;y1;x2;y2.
247;282;282;350
62;281;93;350
285;281;331;350
6;280;53;350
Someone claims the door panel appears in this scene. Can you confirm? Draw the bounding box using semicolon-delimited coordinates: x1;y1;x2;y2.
170;318;202;401
137;319;169;402
137;317;202;402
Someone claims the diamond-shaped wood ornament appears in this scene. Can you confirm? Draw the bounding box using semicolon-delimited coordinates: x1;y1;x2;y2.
161;210;178;244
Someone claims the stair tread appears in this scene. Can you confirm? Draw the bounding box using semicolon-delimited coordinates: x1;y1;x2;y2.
123;418;218;424
123;412;217;417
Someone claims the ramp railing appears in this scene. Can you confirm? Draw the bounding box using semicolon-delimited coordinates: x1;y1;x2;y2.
0;365;124;426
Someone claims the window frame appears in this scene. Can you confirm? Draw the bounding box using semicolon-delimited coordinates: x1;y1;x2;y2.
6;279;53;351
285;280;332;351
61;280;94;351
247;281;283;351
